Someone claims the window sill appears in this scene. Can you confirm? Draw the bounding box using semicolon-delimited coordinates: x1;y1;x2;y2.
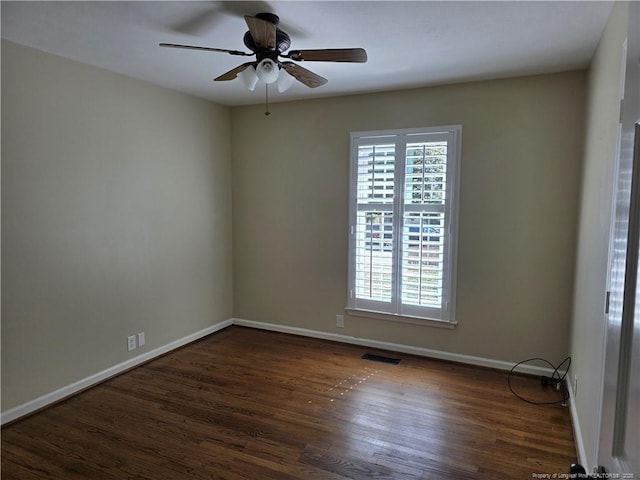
345;308;457;329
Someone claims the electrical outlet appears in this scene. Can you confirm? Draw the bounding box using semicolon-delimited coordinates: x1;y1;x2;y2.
127;335;137;352
336;314;345;328
137;332;145;347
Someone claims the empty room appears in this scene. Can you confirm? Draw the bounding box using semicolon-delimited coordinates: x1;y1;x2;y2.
2;1;638;479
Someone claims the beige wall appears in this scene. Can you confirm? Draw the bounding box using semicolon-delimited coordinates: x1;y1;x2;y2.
1;41;233;410
232;71;585;364
570;2;629;469
1;37;589;415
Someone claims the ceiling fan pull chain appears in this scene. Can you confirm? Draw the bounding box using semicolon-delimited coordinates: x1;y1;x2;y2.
265;84;271;116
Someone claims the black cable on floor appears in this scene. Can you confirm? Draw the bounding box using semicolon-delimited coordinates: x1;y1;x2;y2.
507;356;571;405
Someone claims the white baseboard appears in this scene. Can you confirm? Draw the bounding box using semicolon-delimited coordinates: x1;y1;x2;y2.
565;376;588;468
231;318;559;377
1;319;233;425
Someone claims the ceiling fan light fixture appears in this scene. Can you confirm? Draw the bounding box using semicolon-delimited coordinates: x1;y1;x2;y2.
276;67;295;93
256;58;279;84
237;65;258;91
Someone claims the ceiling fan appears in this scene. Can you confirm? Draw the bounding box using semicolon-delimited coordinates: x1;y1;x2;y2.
160;12;367;93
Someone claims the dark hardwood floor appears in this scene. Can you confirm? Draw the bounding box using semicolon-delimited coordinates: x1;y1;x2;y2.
1;326;577;479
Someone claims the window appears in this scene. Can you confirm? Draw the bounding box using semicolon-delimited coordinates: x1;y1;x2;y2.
347;126;461;326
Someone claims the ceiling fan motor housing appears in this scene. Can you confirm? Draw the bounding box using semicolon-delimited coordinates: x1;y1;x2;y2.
243;13;291;62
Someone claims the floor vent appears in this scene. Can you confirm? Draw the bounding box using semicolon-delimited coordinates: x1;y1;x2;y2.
361;353;401;365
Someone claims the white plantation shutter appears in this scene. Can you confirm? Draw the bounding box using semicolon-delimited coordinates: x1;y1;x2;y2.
354;142;395;306
348;126;461;325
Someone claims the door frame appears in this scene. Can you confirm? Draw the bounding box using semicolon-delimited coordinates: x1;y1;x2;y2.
598;1;640;473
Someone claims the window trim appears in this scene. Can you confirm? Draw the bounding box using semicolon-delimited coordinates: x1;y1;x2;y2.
344;307;457;329
347;125;461;326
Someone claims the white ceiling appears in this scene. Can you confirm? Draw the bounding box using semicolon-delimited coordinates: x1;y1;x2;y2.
1;1;613;106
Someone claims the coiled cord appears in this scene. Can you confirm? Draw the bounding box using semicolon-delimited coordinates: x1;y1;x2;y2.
507;356;571;405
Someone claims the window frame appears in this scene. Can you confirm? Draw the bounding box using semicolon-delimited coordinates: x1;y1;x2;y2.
346;125;462;327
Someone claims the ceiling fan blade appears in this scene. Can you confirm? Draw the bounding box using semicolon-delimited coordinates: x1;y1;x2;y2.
244;15;277;49
159;43;251;57
285;48;368;63
214;62;256;81
282;62;327;88
170;8;221;36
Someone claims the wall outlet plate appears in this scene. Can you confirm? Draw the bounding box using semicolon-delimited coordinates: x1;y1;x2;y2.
336;315;345;328
127;335;137;352
137;332;145;347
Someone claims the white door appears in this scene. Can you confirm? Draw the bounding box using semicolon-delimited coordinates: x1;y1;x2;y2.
599;2;640;474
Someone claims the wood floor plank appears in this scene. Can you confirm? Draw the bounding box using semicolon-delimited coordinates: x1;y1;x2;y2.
2;326;577;479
